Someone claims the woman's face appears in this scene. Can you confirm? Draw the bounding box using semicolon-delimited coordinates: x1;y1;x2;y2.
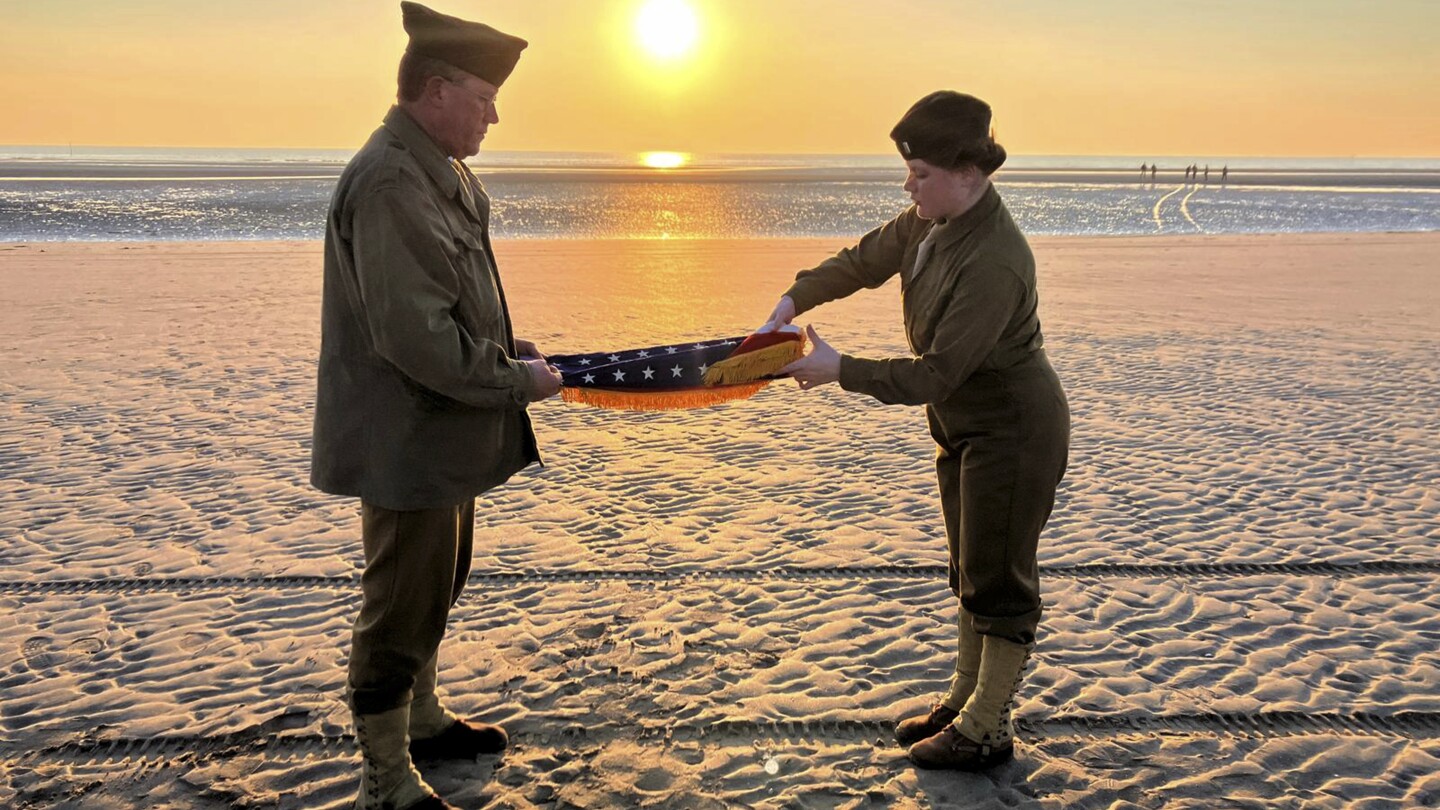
903;159;982;220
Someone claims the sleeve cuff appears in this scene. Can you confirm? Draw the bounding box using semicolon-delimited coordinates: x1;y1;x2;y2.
782;285;817;316
504;359;534;407
837;354;875;394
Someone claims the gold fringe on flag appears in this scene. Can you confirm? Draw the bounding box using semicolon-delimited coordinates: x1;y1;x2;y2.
561;382;770;411
701;339;804;386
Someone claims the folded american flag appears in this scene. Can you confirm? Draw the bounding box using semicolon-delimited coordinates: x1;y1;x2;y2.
547;328;804;411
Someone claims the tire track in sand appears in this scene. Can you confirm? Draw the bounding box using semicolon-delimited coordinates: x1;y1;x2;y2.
6;709;1438;771
4;558;1438;597
1179;185;1206;232
1152;185;1185;230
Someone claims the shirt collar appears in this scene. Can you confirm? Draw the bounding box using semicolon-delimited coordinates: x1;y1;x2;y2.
382;106;461;198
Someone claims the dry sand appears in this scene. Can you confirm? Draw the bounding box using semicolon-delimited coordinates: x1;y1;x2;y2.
1;233;1437;808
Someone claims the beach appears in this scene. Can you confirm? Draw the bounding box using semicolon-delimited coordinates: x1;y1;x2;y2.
1;233;1438;808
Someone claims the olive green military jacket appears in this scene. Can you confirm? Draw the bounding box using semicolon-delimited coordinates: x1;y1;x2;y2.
311;106;539;511
784;184;1045;406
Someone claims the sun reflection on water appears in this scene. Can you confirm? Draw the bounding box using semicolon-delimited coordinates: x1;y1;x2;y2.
640;151;689;170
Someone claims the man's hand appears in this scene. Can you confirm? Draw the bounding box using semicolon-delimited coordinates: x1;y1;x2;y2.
758;296;797;334
778;325;841;390
515;338;546;361
525;358;563;400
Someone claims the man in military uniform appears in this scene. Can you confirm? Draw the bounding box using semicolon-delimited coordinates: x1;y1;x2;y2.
311;4;562;808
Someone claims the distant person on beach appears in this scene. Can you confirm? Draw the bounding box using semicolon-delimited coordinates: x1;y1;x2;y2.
310;3;561;809
759;91;1069;772
1222;165;1229;184
1150;164;1157;181
1204;165;1210;184
1140;162;1148;178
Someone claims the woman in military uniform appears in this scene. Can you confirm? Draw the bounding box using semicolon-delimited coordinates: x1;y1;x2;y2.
765;91;1069;771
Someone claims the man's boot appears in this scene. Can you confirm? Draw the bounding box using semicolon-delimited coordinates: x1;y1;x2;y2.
354;706;453;810
908;634;1033;770
895;605;983;746
409;651;508;761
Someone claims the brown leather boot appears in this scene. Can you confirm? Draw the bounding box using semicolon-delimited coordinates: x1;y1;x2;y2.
907;724;1014;771
894;702;960;747
409;718;508;761
407;651;508;760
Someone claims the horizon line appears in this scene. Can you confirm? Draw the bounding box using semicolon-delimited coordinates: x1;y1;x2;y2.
2;143;1439;162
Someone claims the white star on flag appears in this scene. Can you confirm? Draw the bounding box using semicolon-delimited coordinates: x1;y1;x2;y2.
608;354;621;362
642;367;655;380
582;373;595;384
671;366;683;377
637;350;650;358
666;347;678;354
698;363;709;374
613;370;626;382
579;358;591;366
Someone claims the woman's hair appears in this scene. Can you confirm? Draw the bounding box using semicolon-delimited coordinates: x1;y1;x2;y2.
397;51;470;103
890;91;1007;176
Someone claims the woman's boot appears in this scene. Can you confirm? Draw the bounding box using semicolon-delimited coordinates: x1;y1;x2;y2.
908;634;1033;770
895;605;983;745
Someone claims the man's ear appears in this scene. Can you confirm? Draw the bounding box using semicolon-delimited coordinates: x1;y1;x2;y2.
421;75;449;105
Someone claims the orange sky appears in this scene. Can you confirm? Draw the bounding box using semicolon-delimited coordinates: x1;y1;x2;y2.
3;0;1436;156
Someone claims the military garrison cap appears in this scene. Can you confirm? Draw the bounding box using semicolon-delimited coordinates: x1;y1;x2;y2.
890;91;999;170
401;2;527;87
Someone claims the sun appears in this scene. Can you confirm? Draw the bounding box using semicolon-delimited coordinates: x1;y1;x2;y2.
635;0;699;61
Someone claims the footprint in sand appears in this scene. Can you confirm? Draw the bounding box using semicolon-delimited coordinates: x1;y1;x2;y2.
22;636;66;670
574;623;608;640
634;768;675;791
22;636;106;670
180;631;215;652
132;562;154;577
69;637;105;656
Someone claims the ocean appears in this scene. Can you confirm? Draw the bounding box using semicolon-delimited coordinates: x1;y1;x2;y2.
1;146;1436;241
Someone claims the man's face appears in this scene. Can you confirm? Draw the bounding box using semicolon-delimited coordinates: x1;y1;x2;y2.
437;75;501;159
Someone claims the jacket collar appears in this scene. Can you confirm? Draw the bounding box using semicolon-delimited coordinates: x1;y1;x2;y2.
382;106;461;199
927;182;1002;252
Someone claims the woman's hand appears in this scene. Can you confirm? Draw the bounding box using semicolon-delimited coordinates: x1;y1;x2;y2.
758;296;797;333
779;325;841;390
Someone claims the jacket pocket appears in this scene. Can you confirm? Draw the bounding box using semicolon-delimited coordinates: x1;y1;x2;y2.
450;230;505;339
